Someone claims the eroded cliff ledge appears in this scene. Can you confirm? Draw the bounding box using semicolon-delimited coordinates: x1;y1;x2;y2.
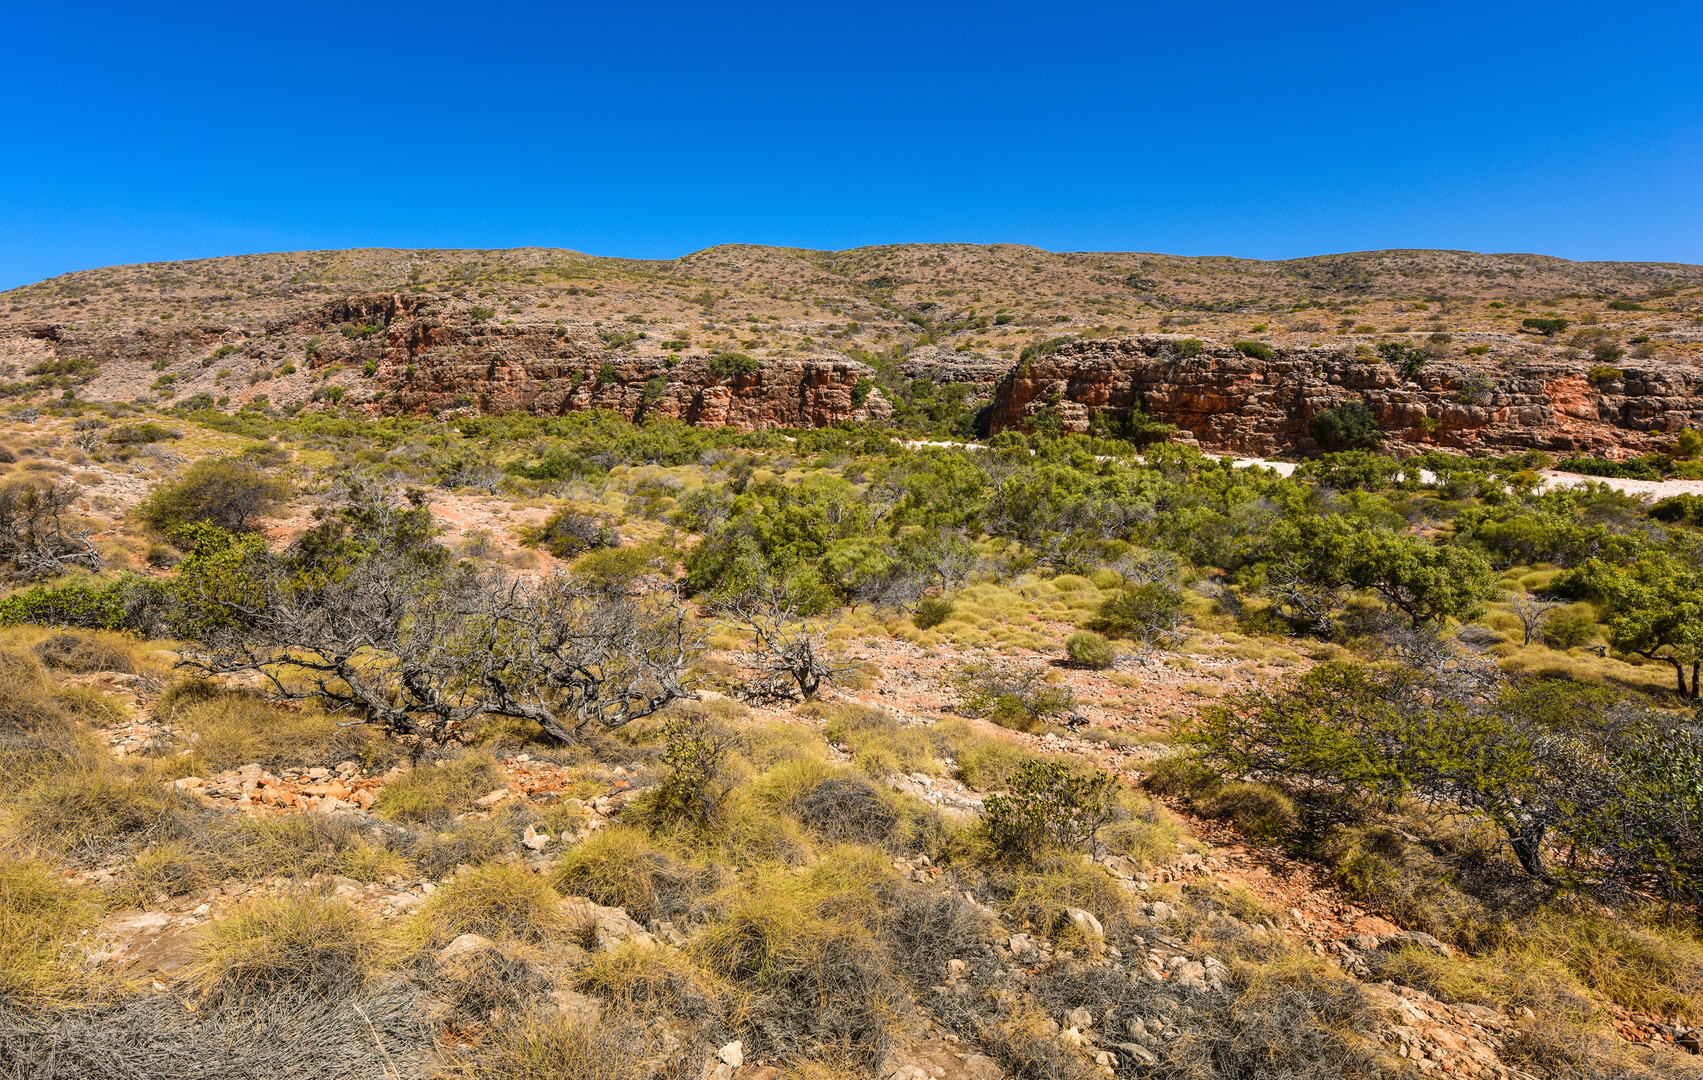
987;336;1703;456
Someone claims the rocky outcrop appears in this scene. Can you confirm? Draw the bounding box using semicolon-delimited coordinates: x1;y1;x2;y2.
988;336;1703;456
9;293;891;431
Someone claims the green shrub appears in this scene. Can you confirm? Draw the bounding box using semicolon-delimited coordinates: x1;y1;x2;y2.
1311;399;1383;452
983;760;1118;862
1064;631;1114;669
952;665;1076;732
1522;317;1570;335
140;456;291;534
534;508;620;558
1018;336;1073;365
707;352;758;379
1541;605;1599;649
1092;582;1183;646
1233;340;1274;360
912;596;954;629
1170;337;1204;358
1651;492;1703;526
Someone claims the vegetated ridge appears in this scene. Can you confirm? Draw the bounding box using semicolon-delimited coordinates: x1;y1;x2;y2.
5;245;1703;455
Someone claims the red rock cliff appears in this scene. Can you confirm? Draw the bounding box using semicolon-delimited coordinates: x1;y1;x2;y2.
987;336;1703;456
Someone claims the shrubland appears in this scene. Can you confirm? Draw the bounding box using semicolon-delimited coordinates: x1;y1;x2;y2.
0;404;1699;1078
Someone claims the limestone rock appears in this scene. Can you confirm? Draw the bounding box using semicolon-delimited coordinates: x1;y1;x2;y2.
988;335;1703;457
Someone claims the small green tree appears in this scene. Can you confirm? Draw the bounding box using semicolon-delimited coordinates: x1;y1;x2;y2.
1092;582;1184;647
140;458;291;535
1563;554;1703;698
707;352;759;380
984;760;1119;862
1311;400;1383;452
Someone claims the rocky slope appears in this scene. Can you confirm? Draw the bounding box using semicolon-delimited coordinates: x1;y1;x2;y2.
3;244;1702;442
988;336;1703;455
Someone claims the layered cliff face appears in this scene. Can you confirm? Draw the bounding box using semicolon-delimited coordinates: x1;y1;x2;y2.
5;293;890;430
987;336;1703;456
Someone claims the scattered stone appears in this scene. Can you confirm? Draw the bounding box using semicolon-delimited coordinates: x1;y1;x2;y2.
438;933;493;962
1064;907;1104;940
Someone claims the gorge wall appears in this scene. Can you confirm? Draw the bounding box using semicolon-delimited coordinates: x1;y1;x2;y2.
8;291;1703;457
986;336;1703;457
7;294;890;430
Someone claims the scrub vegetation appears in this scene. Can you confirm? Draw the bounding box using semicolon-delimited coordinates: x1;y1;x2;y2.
0;395;1700;1079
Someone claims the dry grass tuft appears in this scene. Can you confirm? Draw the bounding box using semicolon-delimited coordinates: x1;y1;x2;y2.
422;861;565;944
0;859;104;1005
189;893;386;1005
171;693;338;773
373;753;503;825
13;766;191;858
550;826;719;924
470;1012;671;1080
31;631;137;674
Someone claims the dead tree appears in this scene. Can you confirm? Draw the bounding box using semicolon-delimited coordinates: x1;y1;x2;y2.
0;480;103;580
1509;591;1563;646
711;575;858;702
176;516;698;744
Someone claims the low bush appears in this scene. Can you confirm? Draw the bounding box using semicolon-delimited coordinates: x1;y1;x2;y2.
912;595;954;629
30;631;137;673
1194;780;1300;840
139;456;290;534
1540;605;1599;648
190;894;385;1005
983;760;1119;862
551;826;718;923
534;508;620;558
707;352;759;379
172;693;340;772
422;862;565;943
1064;630;1114;669
695;872;901;1067
372;753;504;825
14;767;191;858
952;664;1076;733
789;771;899;844
1311;399;1383;452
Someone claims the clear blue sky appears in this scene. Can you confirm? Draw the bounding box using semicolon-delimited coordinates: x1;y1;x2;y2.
2;1;1699;289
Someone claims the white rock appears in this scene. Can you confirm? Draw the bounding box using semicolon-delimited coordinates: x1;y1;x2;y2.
1065;907;1104;940
475;788;513;808
1065;1006;1094;1029
438;933;493;962
522;824;552;851
717;1040;744;1068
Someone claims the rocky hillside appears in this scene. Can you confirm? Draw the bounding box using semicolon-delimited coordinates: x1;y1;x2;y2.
3;245;1701;449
